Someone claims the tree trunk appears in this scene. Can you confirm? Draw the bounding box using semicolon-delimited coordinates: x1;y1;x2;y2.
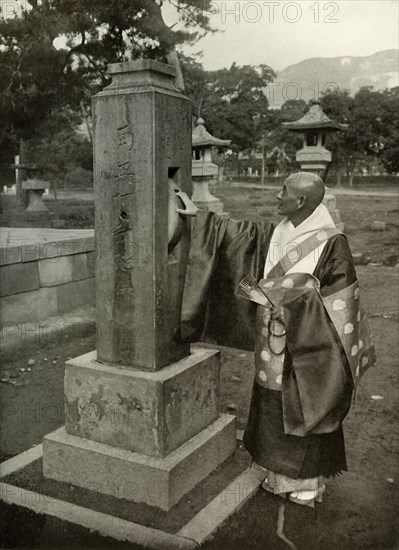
80;100;93;144
337;170;342;188
16;139;27;209
218;165;225;184
53;179;58;202
261;134;265;189
323;162;331;182
349;166;355;188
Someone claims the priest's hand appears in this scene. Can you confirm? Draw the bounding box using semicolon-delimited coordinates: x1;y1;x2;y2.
175;191;201;217
270;307;284;325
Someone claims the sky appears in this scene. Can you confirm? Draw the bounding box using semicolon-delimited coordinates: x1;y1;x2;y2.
163;0;399;72
2;0;397;74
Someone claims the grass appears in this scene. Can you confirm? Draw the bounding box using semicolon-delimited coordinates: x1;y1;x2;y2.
49;198;94;228
3;185;398;263
210;185;399;263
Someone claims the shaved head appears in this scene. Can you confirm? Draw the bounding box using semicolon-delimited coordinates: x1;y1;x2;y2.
285;172;325;211
276;171;326;226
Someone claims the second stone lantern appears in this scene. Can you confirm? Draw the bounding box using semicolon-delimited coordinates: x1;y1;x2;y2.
283;102;347;230
191;117;231;214
282;101;347;177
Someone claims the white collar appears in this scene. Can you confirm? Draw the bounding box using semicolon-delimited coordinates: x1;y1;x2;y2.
264;204;336;277
277;204;336;244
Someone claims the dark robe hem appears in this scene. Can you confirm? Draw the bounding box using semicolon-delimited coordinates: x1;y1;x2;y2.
243;382;348;479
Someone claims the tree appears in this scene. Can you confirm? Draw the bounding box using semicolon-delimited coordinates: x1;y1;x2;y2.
320;86;399;184
319;89;354;184
180;54;209;119
193;62;276;151
378;87;399;174
25;108;93;186
0;0;215;193
263;99;306;159
0;8;77;201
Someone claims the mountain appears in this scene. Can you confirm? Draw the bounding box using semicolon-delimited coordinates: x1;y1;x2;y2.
268;50;399;108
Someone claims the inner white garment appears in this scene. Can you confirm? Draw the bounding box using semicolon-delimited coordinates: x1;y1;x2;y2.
263;203;337;278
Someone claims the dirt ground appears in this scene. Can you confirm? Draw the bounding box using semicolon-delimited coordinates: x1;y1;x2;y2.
1;186;398;548
4;184;398;265
212;184;399;264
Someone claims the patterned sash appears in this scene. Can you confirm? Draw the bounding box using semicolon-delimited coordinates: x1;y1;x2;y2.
267;227;341;279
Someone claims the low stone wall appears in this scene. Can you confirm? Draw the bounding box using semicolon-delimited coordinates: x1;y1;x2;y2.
0;228;95;332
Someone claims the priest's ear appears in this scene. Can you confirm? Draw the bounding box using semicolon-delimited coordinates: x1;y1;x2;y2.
297;195;307;209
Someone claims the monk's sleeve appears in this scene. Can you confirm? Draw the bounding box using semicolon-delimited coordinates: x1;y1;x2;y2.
180;212;275;349
282;235;356;436
315;234;357;297
180;211;229;343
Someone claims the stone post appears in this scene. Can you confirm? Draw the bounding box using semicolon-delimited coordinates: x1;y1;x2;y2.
92;60;192;369
42;60;236;511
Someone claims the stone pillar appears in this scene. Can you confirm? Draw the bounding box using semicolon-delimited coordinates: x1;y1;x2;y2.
42;60;236;511
92;60;192;370
192;177;225;214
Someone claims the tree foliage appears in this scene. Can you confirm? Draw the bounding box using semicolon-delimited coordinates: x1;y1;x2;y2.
25;109;93;182
261;99;306;160
1;1;397;185
321;86;399;178
181;58;276;150
0;0;215;158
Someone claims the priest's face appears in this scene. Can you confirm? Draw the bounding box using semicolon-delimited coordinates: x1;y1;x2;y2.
276;179;299;218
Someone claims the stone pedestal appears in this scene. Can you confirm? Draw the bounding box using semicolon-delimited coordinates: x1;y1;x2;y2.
296;147;331;176
43;416;235;511
63;348;220;457
22;179;49;212
43;347;236;511
192;179;225;214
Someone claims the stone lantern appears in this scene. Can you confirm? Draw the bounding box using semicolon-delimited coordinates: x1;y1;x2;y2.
283;102;347;230
191;117;231;214
283;102;347;177
22;178;50;213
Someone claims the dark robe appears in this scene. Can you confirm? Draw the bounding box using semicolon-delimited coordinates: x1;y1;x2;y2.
180;211;357;479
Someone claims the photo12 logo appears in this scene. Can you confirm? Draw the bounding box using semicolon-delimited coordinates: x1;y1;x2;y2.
0;0;31;20
267;80;339;106
206;1;340;24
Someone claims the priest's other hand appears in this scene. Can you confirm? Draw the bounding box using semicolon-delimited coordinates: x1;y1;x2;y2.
271;307;284;325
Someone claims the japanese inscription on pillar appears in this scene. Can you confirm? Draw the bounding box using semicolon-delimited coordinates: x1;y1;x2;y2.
93;60;191;371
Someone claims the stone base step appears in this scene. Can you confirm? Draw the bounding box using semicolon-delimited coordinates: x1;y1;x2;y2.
43;415;236;511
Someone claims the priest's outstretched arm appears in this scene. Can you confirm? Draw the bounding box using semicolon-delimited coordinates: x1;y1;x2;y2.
180;210;275;350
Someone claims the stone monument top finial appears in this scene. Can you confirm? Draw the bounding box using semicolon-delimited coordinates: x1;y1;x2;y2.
102;59;179;93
